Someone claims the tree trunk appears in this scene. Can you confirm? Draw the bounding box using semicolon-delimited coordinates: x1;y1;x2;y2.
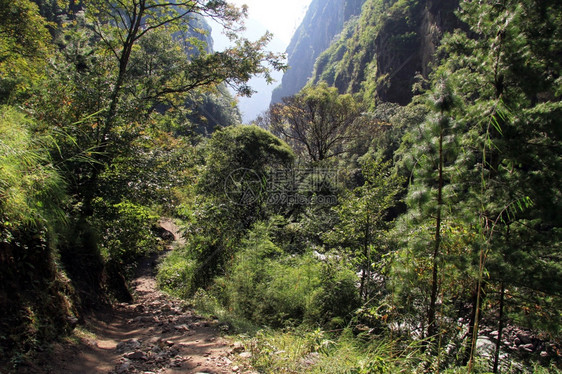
81;3;146;215
463;283;479;365
464;280;486;367
428;115;444;344
493;283;505;373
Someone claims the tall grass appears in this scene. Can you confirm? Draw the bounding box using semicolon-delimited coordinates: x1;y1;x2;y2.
243;327;426;374
0;105;66;231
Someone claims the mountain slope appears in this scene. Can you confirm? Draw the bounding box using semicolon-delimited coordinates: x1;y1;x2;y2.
312;0;462;106
270;0;366;104
273;0;462;107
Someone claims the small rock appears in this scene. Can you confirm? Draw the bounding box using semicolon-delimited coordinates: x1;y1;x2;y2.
516;332;533;345
519;343;534;353
239;351;252;358
66;316;79;328
230;341;244;354
133;315;155;323
147;337;163;344
540;351;549;358
174;324;190;332
115;359;131;373
232;365;240;372
116;338;141;353
124;351;147;360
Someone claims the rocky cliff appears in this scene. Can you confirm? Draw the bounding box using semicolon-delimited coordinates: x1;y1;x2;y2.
270;0;366;104
315;0;462;106
275;0;462;107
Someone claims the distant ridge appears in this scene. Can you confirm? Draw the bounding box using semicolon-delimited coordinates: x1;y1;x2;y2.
270;0;366;104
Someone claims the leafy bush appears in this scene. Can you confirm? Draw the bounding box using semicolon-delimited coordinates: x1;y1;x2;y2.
92;199;161;275
157;247;197;299
222;223;359;328
0;106;77;364
306;259;360;328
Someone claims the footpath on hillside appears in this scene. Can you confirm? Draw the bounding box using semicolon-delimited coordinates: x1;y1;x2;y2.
22;220;255;374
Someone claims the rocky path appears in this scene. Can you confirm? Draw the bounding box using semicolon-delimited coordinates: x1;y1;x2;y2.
25;221;254;374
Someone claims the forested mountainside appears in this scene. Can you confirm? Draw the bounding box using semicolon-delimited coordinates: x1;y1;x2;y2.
274;0;462;107
270;0;365;103
313;0;462;105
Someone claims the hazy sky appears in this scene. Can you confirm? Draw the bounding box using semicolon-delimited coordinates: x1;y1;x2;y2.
226;0;311;46
211;0;313;123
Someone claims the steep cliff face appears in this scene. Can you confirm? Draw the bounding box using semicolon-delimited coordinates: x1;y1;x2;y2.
270;0;366;104
285;0;461;107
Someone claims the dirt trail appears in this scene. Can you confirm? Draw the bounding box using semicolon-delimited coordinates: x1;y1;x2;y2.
23;220;253;374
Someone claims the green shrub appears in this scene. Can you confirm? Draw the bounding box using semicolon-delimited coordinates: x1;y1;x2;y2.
157;247;196;299
223;222;359;328
305;259;360;327
92;199;161;275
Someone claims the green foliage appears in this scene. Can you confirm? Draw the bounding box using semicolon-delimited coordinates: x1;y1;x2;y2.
193;222;359;328
325;157;404;301
157;247;197;299
0;0;52;102
92;199;161;273
97;111;196;211
1;0;560;370
243;327;423;374
434;0;562;349
267;83;363;162
0;106;66;232
0;106;75;364
168;126;296;291
198;124;295;199
185;85;242;135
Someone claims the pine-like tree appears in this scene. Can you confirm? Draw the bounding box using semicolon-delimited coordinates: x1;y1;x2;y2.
432;0;562;369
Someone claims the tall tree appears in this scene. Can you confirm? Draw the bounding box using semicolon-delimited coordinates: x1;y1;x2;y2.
29;0;287;211
266;82;362;163
190;125;294;288
421;0;562;368
394;78;461;350
325;157;403;302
